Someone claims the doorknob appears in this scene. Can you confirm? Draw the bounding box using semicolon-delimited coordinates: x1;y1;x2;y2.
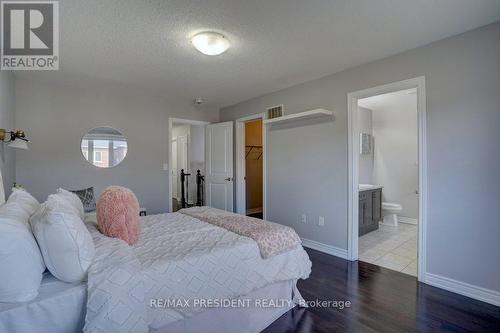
225;177;233;181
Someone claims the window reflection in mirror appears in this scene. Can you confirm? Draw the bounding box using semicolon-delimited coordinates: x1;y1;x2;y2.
81;127;128;168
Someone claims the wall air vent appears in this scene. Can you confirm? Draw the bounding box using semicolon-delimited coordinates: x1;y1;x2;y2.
266;104;284;119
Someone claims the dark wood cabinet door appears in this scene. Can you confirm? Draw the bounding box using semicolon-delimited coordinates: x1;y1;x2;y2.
359;189;381;236
372;189;382;223
359;197;366;230
365;193;373;227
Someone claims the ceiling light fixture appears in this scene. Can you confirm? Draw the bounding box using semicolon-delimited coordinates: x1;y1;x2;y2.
191;32;230;56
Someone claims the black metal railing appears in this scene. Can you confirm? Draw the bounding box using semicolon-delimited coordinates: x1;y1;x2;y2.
180;169;205;208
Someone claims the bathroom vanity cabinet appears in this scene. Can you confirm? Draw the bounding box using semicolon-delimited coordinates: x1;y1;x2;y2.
359;188;382;236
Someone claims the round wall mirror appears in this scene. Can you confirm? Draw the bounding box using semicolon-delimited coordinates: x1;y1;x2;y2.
81;127;128;168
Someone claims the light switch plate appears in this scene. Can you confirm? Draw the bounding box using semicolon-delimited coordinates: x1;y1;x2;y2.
318;216;325;226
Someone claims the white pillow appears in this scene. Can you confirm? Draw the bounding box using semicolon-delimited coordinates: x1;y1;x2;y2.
7;187;40;216
56;188;85;220
0;200;46;302
30;195;95;283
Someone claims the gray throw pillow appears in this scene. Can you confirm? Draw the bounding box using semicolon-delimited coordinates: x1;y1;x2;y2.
71;187;96;213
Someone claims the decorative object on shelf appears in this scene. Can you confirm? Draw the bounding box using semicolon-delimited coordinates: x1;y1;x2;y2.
0;128;30;150
81;127;128;168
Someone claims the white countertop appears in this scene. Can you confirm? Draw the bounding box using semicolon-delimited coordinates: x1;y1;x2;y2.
359;184;384;191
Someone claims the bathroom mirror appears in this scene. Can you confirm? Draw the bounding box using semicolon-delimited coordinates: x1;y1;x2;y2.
81;127;128;168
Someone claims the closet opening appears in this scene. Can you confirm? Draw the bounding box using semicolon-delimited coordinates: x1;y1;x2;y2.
244;120;263;218
235;113;266;219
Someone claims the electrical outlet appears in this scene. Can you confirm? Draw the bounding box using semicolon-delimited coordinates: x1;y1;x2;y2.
318;216;325;226
300;214;307;223
162;163;168;171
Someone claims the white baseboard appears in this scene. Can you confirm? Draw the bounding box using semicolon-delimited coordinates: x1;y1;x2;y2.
301;238;348;259
398;216;418;225
425;273;500;306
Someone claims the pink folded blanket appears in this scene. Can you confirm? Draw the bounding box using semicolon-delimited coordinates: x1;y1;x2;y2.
178;206;301;258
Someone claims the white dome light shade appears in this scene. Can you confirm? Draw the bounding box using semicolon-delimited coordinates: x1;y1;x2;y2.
191;32;230;56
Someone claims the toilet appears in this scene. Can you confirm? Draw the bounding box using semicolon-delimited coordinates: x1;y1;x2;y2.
381;202;402;226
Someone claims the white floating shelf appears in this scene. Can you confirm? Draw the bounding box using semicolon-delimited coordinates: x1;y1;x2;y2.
263;109;333;126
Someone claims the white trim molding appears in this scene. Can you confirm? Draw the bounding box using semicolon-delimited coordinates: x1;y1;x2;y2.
347;76;427;283
301;238;348;259
425;273;500;307
168;118;210;212
235;113;267;219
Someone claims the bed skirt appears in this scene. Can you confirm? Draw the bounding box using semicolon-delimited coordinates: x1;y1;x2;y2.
152;279;304;333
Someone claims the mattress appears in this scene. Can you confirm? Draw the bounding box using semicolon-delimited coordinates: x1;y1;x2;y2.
0;272;87;333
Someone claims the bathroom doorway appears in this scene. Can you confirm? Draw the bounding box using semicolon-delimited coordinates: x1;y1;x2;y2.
347;77;427;282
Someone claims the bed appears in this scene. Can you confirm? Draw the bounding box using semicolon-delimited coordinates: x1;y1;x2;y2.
0;273;87;332
0;209;311;333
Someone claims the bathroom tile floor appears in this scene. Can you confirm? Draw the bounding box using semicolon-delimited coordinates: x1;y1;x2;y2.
359;223;418;276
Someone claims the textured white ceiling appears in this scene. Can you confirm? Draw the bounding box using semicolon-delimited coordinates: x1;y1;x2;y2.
15;0;500;108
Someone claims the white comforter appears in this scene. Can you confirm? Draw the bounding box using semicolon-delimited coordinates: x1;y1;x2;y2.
83;212;311;333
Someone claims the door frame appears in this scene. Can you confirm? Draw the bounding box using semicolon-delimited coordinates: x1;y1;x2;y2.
235;112;267;218
347;76;427;282
168;118;210;212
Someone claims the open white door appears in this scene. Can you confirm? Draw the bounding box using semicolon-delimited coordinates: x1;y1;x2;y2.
205;121;234;211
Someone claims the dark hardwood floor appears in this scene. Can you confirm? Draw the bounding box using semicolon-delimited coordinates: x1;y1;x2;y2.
248;212;264;219
263;248;500;333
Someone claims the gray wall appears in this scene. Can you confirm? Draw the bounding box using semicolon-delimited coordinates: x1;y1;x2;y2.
15;78;218;214
0;72;16;197
371;96;418;219
221;22;500;292
358;107;373;185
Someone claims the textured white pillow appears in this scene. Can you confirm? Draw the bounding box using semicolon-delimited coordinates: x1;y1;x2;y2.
7;187;40;216
0;200;46;302
56;188;85;220
30;195;95;283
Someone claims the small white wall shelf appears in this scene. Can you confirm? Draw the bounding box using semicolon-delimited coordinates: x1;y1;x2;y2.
263;108;333;126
